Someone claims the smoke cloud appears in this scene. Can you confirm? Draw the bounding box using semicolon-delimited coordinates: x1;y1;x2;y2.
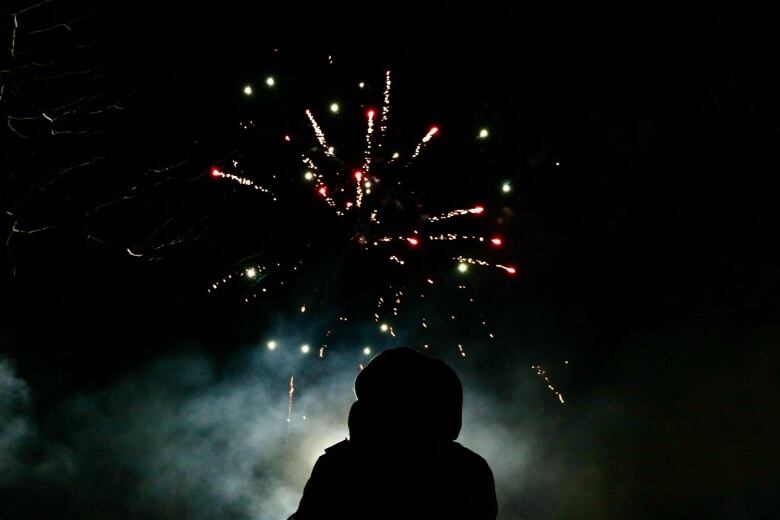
1;340;566;519
3;322;775;519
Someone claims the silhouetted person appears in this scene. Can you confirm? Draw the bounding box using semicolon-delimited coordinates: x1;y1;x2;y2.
288;347;497;520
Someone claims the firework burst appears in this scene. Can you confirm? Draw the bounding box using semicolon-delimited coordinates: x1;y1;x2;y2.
208;70;516;358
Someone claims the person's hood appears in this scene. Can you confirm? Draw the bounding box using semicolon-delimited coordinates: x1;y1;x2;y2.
351;347;462;442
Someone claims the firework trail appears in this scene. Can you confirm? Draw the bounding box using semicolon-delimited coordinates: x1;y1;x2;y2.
531;365;565;404
305;109;331;154
454;256;517;275
410;126;439;161
378;70;391;145
211;167;273;195
427;205;485;222
287;376;295;439
363;109;375;174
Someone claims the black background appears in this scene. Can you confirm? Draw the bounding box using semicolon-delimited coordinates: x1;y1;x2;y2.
1;3;778;519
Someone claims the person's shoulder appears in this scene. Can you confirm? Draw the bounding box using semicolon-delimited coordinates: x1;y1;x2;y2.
449;441;484;459
324;438;351;454
308;439;356;478
316;438;355;466
448;442;493;472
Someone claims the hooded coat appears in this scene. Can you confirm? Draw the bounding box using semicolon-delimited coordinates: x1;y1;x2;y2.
289;347;497;520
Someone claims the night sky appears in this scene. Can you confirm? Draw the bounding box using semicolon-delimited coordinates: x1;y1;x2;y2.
1;3;778;519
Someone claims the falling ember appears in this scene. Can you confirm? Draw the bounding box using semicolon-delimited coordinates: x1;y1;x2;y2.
457;344;467;357
490;237;503;247
319;346;325;358
300;305;306;313
406;237;420;247
531;365;565;404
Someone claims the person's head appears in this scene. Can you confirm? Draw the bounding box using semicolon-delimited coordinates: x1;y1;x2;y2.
350;347;462;443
